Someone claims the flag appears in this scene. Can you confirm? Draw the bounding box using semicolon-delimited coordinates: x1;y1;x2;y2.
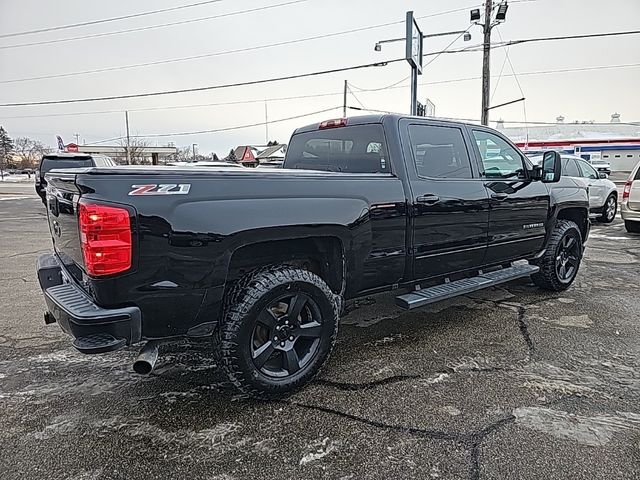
56;135;65;151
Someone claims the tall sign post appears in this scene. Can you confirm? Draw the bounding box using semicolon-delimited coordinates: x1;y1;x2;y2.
405;11;423;116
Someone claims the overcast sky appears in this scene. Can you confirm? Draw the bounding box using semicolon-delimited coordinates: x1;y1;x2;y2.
1;0;639;155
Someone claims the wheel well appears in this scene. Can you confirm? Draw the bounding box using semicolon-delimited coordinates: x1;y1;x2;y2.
557;207;589;239
226;237;344;293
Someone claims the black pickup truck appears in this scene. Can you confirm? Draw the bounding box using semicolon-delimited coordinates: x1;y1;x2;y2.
37;115;589;397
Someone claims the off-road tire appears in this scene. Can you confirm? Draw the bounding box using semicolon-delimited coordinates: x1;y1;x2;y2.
214;265;339;399
597;194;617;223
625;220;640;233
531;220;583;291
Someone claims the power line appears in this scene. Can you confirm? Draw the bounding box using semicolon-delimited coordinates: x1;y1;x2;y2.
0;6;483;84
0;20;408;85
0;0;226;39
497;29;640;48
347;106;640;128
3;62;638;117
0;0;310;50
129;106;341;138
350;26;473;93
0;59;404;107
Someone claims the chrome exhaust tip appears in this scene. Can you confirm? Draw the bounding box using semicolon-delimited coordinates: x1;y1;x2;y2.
132;341;159;375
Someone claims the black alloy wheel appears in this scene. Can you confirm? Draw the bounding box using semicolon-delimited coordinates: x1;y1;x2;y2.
555;231;581;283
250;293;323;378
215;265;339;398
531;219;583;291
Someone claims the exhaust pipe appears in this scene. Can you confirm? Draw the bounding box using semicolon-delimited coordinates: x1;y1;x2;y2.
133;341;159;375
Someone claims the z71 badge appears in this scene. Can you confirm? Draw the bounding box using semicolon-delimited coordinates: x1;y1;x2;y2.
128;184;191;196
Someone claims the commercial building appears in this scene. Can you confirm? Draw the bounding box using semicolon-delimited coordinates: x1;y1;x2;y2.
500;115;640;172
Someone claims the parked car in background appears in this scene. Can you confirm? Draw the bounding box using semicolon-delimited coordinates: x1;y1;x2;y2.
36;153;117;203
621;160;640;233
588;157;611;176
531;153;618;223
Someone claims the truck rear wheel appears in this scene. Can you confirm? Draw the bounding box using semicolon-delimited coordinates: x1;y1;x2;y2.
214;266;339;398
531;220;583;291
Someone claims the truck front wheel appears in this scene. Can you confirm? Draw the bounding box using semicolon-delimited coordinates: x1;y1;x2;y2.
214;266;339;398
531;220;583;291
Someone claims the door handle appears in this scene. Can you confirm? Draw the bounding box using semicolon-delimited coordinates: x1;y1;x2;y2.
491;192;509;201
416;194;440;205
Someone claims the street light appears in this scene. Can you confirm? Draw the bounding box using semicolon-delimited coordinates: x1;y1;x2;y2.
374;22;472;115
374;29;471;52
496;2;509;21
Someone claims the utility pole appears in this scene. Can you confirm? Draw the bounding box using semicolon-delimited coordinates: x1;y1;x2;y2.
343;80;348;117
481;0;493;126
74;133;80;145
264;100;269;144
125;110;131;165
192;143;197;161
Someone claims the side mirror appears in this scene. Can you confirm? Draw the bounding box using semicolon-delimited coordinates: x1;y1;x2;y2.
541;151;562;183
598;172;608;179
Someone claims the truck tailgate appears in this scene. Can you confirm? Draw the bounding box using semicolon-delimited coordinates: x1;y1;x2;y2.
45;172;86;283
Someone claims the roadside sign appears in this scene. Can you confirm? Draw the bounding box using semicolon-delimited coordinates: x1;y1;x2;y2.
406;11;423;74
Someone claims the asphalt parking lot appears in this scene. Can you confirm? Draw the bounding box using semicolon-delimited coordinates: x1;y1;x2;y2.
1;182;639;480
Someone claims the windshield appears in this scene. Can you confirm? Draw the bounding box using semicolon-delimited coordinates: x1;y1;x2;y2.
40;157;93;175
284;124;389;173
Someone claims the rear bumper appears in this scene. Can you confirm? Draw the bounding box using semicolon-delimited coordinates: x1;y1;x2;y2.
621;202;640;221
36;252;142;353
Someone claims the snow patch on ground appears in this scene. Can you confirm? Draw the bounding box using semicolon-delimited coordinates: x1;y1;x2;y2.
299;437;339;466
514;407;640;446
440;405;462;416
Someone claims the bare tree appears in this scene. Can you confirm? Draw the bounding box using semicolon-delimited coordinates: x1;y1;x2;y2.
119;138;150;165
14;137;50;169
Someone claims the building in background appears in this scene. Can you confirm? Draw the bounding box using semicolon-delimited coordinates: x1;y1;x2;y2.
500;114;640;172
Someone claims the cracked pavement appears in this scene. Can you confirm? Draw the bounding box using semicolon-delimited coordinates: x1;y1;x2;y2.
1;184;639;480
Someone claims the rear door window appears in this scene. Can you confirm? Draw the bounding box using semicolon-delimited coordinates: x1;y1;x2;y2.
408;124;473;179
285;124;389;173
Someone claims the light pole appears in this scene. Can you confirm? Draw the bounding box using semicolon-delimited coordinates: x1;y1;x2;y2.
375;15;471;116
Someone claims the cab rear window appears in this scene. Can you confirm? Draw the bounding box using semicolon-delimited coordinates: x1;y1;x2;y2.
40;157;93;174
284;124;389;173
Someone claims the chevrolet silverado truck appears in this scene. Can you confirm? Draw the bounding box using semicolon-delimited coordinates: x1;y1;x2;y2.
37;115;589;398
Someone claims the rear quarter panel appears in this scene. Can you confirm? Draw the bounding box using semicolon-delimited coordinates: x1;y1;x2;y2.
76;170;406;337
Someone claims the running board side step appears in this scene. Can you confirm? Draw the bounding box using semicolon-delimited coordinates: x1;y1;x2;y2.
395;263;540;310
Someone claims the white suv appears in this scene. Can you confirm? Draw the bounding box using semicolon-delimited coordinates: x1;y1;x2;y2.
531;154;618;223
621;160;640;233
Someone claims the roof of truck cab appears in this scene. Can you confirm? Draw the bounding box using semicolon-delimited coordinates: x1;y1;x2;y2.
292;114;469;134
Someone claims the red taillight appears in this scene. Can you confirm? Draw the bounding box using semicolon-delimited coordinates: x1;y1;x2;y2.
78;200;132;276
622;181;632;201
319;118;347;130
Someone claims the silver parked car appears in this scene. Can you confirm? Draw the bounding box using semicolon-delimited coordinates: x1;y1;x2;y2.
621;160;640;233
532;154;618;223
